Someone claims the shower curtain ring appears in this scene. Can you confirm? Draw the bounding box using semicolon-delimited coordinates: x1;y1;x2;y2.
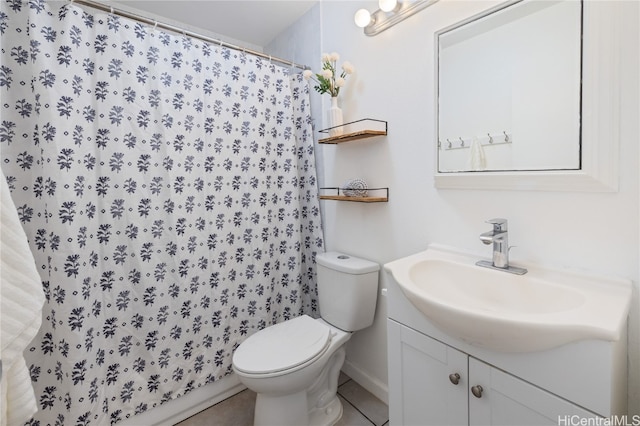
153;21;158;30
110;6;114;14
488;133;493;144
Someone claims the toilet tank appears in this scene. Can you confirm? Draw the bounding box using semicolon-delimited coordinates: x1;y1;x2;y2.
316;251;380;332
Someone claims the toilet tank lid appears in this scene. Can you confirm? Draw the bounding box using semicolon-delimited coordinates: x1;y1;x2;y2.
316;252;380;274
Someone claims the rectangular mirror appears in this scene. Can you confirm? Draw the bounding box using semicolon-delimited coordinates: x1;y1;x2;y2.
437;0;582;173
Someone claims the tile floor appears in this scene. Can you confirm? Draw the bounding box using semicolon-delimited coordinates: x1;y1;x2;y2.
176;372;389;426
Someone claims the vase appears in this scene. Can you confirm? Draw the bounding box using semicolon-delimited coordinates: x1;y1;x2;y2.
327;96;343;137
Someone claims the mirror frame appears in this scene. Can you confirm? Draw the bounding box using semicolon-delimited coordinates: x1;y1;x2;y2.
434;0;619;192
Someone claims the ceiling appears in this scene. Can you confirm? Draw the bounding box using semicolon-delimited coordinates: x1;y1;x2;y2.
112;1;318;47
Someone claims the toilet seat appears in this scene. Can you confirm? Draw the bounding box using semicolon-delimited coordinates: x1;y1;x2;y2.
233;315;332;376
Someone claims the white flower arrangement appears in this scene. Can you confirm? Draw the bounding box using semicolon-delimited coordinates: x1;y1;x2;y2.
303;52;354;98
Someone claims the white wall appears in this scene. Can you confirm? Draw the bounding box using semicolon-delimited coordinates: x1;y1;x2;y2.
270;0;639;414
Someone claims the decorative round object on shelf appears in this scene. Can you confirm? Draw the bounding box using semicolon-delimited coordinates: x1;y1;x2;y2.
342;178;368;197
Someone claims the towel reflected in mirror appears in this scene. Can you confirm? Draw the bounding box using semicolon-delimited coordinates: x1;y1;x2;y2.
468;137;487;171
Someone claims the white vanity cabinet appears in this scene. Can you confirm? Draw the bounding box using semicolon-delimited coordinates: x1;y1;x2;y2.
385;258;629;426
388;319;467;425
388;320;598;425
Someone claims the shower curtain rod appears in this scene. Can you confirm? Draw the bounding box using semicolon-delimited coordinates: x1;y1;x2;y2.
71;0;307;71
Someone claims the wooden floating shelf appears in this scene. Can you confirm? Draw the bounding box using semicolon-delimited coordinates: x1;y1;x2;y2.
319;195;388;203
319;187;389;203
319;129;387;144
318;119;387;144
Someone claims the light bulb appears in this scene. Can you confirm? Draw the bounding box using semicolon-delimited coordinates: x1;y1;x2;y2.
379;0;398;12
354;9;372;28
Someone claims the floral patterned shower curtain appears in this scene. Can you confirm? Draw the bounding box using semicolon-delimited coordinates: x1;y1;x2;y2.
0;1;324;424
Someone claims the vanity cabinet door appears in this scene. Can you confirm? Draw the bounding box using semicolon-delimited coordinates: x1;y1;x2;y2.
468;357;598;426
388;320;468;426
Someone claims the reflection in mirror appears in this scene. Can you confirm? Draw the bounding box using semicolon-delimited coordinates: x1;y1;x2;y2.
437;0;582;173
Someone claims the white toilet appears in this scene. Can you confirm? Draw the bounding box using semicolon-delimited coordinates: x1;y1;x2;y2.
232;251;380;426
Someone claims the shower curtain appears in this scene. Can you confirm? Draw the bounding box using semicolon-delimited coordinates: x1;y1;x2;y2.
0;1;324;424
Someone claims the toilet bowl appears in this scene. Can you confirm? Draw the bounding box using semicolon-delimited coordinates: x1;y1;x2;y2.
232;252;380;426
233;316;350;426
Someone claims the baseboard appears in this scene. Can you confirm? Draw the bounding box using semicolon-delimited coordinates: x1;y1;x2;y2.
120;374;246;426
341;360;389;405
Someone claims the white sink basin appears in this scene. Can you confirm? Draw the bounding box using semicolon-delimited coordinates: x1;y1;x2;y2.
385;245;632;353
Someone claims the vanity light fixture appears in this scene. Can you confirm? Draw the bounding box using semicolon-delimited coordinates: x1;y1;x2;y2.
354;8;374;28
379;0;400;13
355;0;439;36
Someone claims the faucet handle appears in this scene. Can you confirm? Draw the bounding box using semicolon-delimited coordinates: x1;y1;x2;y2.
486;218;508;231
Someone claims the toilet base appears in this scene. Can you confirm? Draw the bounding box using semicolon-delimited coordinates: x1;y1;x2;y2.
253;391;343;426
309;395;343;426
254;391;308;426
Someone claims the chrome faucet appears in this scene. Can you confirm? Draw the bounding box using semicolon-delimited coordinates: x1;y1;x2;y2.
479;218;509;268
476;218;527;275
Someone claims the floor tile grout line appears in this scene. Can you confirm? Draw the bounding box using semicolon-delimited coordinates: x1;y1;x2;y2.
338;377;353;388
337;390;379;426
337;378;389;426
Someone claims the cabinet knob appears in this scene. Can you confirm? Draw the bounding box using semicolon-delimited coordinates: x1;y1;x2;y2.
471;385;484;398
448;373;460;385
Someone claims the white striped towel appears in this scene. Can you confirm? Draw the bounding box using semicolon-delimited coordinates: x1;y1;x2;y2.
1;170;45;426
